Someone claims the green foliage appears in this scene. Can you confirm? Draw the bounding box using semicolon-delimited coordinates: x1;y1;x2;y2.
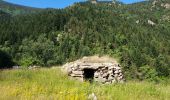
0;0;170;80
18;34;57;67
139;65;159;82
0;0;42;15
19;56;38;68
0;50;14;68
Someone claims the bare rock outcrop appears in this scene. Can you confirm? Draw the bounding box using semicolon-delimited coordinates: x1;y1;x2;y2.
148;20;156;26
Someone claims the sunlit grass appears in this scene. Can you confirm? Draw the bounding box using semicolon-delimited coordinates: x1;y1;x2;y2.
0;68;170;100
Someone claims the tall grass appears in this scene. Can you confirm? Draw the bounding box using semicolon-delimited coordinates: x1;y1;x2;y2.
0;68;170;100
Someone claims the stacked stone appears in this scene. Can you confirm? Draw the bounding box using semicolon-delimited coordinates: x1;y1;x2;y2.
63;62;124;84
93;63;124;83
64;62;84;81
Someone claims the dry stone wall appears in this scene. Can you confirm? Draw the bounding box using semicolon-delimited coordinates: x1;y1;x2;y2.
63;56;124;84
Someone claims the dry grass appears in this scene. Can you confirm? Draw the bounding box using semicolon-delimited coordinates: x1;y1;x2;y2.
0;68;170;100
76;55;118;63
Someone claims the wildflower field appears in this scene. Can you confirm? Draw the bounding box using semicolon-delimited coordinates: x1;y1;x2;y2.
0;68;170;100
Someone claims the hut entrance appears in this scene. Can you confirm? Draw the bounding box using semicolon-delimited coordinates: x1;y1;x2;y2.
83;68;95;82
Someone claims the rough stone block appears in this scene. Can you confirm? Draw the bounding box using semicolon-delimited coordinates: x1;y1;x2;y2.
72;71;84;75
70;74;83;77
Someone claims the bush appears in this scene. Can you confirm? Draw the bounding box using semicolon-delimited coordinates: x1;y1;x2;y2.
138;65;159;82
0;50;14;69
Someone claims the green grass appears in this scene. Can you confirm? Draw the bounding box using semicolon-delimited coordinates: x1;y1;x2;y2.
0;68;170;100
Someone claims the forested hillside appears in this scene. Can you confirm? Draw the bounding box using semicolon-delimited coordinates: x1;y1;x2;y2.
0;0;41;15
0;0;170;81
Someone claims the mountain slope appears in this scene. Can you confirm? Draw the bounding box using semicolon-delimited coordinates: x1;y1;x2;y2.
0;0;169;80
0;9;10;17
0;0;42;15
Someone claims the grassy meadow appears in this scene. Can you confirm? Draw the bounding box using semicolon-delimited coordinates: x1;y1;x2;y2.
0;68;170;100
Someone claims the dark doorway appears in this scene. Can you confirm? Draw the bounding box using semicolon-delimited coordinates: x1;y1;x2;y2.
83;68;95;83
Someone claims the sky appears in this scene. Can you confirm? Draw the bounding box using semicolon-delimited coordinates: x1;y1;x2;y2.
4;0;146;8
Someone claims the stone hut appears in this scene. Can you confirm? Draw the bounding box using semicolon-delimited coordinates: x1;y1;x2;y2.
63;56;124;84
